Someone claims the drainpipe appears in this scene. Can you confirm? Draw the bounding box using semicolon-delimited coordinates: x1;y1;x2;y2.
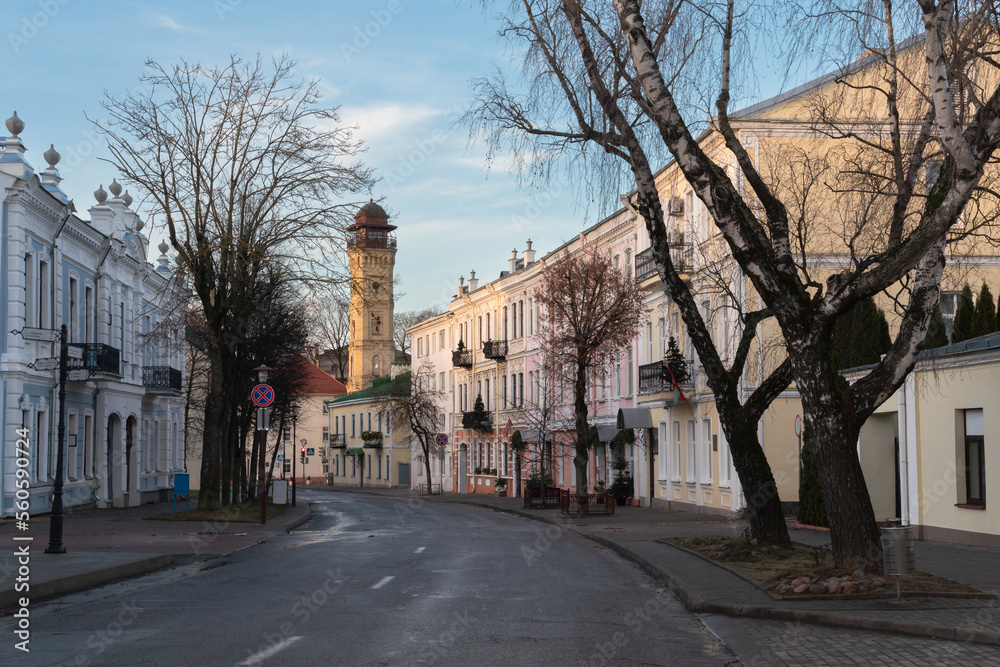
91;242;113;506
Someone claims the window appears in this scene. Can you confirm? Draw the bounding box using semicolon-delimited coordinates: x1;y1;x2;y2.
372;355;381;377
519;373;524;407
486;312;491;340
518;300;524;337
624;248;632;275
646;322;653;363
440;371;445;394
657;422;668;480
528;298;534;336
671;421;681;482
85;285;94;343
367;454;372;478
962;409;986;506
701;419;713;483
351;413;356;438
377;454;382;479
440;330;445;349
69;277;78;344
719;427;732;487
478;316;482;346
686;420;696;482
626;347;633;396
485;379;490;410
502;376;508;408
322;427;329;443
283;428;291;442
503;306;508;340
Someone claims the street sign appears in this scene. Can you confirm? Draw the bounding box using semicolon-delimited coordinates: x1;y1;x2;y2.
277;454;284;461
34;358;60;371
300;438;307;446
794;415;802;437
251;384;274;406
22;327;58;342
435;433;448;447
67;370;89;382
307;448;315;456
67;346;83;359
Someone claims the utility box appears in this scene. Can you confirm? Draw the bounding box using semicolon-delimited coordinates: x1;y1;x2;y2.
272;480;288;505
881;525;915;575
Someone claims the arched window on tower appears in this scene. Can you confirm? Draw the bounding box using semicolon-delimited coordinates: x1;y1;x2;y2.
372;355;381;377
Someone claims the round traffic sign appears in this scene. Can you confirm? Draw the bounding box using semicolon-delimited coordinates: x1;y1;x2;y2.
435;433;448;447
794;415;802;437
252;384;275;406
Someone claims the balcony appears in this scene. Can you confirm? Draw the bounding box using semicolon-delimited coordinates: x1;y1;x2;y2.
70;343;120;375
142;366;182;391
361;431;383;448
347;230;397;250
638;360;692;396
329;433;346;449
634;239;692;283
452;349;473;369
462;411;492;433
482;339;508;361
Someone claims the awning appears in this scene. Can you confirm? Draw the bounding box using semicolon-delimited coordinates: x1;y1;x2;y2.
516;428;550;443
596;423;618;442
347;448;365;456
618;408;654;430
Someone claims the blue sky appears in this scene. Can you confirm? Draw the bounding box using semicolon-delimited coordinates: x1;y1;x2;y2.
4;0;789;313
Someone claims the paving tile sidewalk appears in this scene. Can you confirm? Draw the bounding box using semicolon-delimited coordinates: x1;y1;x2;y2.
320;485;1000;646
0;499;311;609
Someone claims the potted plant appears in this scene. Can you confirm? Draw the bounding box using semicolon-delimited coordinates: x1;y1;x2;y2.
474;466;482;475
494;477;508;496
609;441;633;506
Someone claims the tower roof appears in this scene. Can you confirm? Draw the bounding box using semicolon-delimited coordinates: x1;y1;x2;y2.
348;198;397;232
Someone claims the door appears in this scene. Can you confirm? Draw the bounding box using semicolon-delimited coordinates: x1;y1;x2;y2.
459;446;467;493
398;462;410;486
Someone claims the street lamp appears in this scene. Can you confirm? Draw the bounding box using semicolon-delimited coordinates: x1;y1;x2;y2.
290;402;299;507
253;364;273;525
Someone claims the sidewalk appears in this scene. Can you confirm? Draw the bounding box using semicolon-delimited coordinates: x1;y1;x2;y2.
0;498;311;609
320;485;1000;647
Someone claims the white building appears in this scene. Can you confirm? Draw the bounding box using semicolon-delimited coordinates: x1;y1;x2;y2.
1;112;186;514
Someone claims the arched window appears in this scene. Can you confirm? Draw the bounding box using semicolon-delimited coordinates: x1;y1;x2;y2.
486;312;491;340
503;306;508;340
518;300;524;337
372;355;381;377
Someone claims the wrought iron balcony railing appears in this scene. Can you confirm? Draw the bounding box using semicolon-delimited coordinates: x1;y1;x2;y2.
330;433;346;448
452;349;473;369
482;340;508;361
347;231;397;250
462;411;492;433
638;360;692;395
70;343;120;375
634;239;693;282
142;366;182;390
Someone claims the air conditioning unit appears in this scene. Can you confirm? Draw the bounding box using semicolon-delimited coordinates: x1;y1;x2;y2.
667;196;684;217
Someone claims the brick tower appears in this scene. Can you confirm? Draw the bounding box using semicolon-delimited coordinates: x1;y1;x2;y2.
346;200;397;392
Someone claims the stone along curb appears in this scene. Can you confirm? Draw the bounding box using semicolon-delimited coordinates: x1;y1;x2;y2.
0;554;172;610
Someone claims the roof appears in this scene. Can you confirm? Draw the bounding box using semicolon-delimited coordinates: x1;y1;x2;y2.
327;372;411;405
289;356;347;395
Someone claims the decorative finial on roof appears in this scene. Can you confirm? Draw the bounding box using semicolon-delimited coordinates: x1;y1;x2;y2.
122;190;133;208
94;184;108;204
109;179;123;198
158;239;169;254
44;144;60;168
156;240;171;272
5;111;24;137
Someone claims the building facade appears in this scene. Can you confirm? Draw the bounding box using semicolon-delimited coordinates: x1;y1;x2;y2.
1;112;186;515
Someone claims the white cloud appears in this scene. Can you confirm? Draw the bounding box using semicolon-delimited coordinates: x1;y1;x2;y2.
338;103;441;142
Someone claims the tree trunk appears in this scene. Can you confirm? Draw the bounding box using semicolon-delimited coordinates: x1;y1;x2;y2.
198;346;226;510
726;419;791;547
423;441;434;494
795;347;882;572
573;357;590;513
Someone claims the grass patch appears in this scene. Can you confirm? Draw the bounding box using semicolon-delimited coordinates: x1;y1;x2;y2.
662;535;977;596
147;502;287;523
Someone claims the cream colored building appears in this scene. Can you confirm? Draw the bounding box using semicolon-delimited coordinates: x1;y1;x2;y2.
857;332;1000;546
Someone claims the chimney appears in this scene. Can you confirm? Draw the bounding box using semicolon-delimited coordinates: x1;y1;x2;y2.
458;275;466;295
523;239;536;265
509;249;519;274
468;269;479;292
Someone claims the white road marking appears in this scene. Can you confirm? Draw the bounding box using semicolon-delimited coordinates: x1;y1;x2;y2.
238;636;302;665
371;575;395;589
415;547;426;553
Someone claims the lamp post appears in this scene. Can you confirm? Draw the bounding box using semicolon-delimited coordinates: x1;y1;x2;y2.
253;364;273;525
290;402;299;507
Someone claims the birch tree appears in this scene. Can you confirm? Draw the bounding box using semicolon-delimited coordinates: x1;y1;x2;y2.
469;0;1000;567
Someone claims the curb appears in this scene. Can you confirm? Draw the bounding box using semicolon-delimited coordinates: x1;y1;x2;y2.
282;503;313;533
0;554;172;611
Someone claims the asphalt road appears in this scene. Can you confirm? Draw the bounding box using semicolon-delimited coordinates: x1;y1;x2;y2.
5;490;737;666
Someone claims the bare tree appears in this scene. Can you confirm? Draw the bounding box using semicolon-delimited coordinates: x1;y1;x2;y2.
393;308;442;358
378;363;446;494
535;247;644;509
308;285;351;381
469;0;1000;568
95;55;374;509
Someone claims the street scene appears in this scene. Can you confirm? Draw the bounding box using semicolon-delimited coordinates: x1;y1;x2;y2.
3;1;1000;665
